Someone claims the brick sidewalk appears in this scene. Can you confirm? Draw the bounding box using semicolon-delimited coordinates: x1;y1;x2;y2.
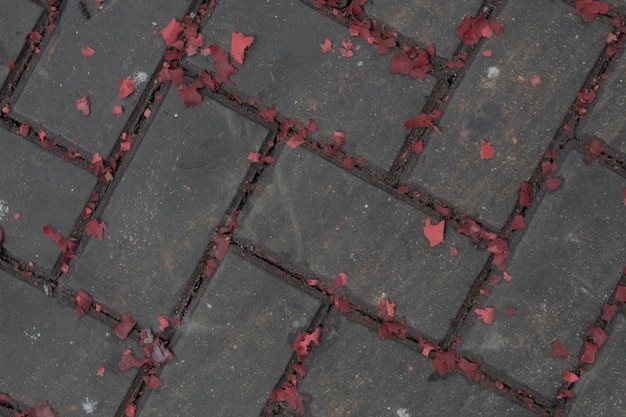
1;1;625;416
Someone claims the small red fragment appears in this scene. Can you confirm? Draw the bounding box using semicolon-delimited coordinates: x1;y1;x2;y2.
125;403;136;417
519;182;533;206
511;215;526;230
506;307;516;316
586;326;608;348
24;401;57;417
259;107;277;123
404;110;442;134
423;218;445;247
545;177;562;191
616;285;626;302
581;341;598;363
495;380;505;390
589;138;605;155
287;134;306;149
114;314;136;340
96;366;105;376
334;272;348;289
602;303;618;321
160;18;183;47
480;140;494;160
458;357;483;381
474;307;495;324
575;0;611;23
85;218;106;240
75;96;90;116
17;124;30;137
432;350;456;376
118;78;135;99
75;289;93;318
293;327;321;361
81;46;95;58
450;247;458;256
529;75;542;87
563;369;579;383
178;83;203;108
112;105;123;114
143;108;151;118
551;339;571;360
397;185;409;195
482;50;492;57
411;140;424;154
456;15;504;45
248;152;261;163
231;31;254;65
320;38;332;53
340;40;353;57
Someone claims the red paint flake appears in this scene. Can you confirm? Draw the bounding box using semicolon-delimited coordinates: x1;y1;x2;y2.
210;234;230;261
85;218;106;240
423;218;445;247
271;381;306;415
519;182;533;206
231;31;254;65
333;272;348;289
589;138;605;156
378;320;407;340
581;341;598;363
404;110;442;134
474;307;495;324
259;107;277;123
17;123;30;137
456;15;504;45
75;289;93;318
112;105;123;114
377;299;396;320
42;225;67;252
118;78;135;99
482;50;492;57
529;75;542;87
487;238;509;270
125;403;136;417
563;370;579;383
432;350;456;376
551;339;571;359
96;366;105;376
397;185;409;195
178;82;203;108
320;38;332;53
506;307;516;316
503;271;512;282
23;401;57;417
114;314;136;340
450;247;458;256
436;205;452;217
575;0;611;23
390;49;433;80
511;215;526;230
81;45;95;58
293;327;321;361
332;131;346;147
616;285;626;302
602;303;618;322
160;18;184;47
480;140;494;160
411;140;424;154
586;326;608;348
261;155;275;164
202;45;237;88
458;357;483;381
545;177;562;191
247;152;261;163
287;133;306;149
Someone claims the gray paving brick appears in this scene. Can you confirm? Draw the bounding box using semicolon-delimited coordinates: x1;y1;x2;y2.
0;130;96;270
237;147;489;341
193;0;436;170
409;0;608;228
13;0;192;156
0;270;135;416
364;0;483;59
582;57;626;154
460;150;626;396
299;314;537;417
569;313;626;417
67;89;268;330
141;252;321;417
0;0;42;87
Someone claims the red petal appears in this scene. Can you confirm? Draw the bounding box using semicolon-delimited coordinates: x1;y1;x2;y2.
287;134;306;149
506;307;516;316
586;325;608;348
511;215;526;230
125;404;136;417
474;307;495;324
96;366;105;376
247;152;261;163
178;84;202;108
589;138;605;155
42;225;67;252
581;341;598;363
114;314;136;340
404;110;442;133
519;182;533;206
75;289;93;318
81;46;95;58
423;219;445;247
602;303;618;321
210;234;230;260
25;401;57;417
118;78;135;99
551;339;571;359
480;140;494;160
85;219;106;240
616;285;626;302
259;107;277;123
334;272;348;289
458;357;483;381
332;131;346;147
160;18;183;47
545;177;562;191
432;350;456;376
530;75;542;87
320;38;332;53
411;140;424;154
112;105;123;114
230;31;254;65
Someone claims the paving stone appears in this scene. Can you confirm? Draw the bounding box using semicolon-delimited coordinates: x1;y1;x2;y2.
193;0;436;170
13;0;192;156
0;270;135;416
141;252;321;417
459;150;626;396
582;57;626;154
0;0;42;87
237;147;489;341
0;130;96;271
363;0;483;59
569;313;626;417
67;89;268;331
299;314;536;417
409;0;608;228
